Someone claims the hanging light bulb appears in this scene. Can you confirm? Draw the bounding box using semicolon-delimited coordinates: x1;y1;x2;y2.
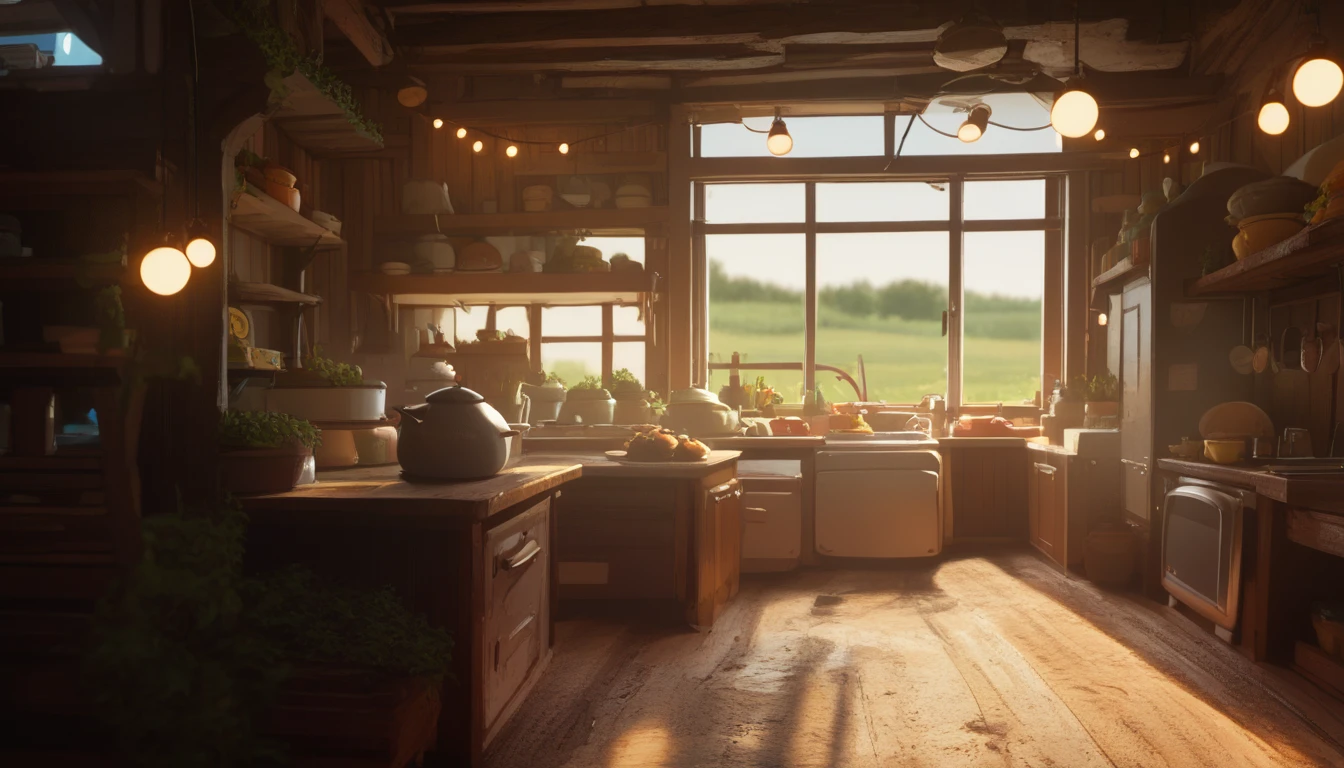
456;127;468;139
183;220;215;268
1293;53;1343;108
1129;147;1141;159
1258;87;1291;135
1188;140;1201;154
766;112;793;156
1051;5;1099;139
432;118;444;129
1097;312;1108;327
957;104;991;143
506;145;518;158
1051;87;1100;138
140;243;191;296
1093;128;1106;141
1163;152;1171;164
558;142;570;154
472;140;484;153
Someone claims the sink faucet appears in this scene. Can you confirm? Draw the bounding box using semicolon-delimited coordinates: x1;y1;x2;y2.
1280;428;1313;458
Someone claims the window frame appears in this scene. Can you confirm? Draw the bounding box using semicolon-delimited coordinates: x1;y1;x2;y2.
695;176;1063;411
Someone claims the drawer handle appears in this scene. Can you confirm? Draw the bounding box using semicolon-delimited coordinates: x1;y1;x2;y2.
1033;463;1056;475
504;540;542;571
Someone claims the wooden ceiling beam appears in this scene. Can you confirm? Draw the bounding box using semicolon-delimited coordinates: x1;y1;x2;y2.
323;0;395;67
427;98;660;124
380;0;788;12
392;3;1176;54
412;44;785;72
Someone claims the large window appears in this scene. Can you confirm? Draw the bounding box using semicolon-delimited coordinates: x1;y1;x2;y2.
700;179;1057;408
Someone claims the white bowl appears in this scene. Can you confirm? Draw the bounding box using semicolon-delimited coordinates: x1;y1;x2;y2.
560;193;592;208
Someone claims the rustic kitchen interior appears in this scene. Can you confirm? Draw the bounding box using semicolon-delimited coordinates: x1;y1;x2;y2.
6;0;1344;766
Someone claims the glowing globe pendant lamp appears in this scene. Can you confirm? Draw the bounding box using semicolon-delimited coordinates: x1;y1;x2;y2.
184;219;215;268
1050;2;1099;139
1258;87;1291;135
1293;53;1343;107
141;242;191;296
957;104;991;143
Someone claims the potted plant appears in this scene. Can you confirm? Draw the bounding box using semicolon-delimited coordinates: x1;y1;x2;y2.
265;347;387;422
218;410;321;495
558;376;616;425
610;368;659;425
521;371;568;424
1052;375;1088;425
1084;373;1120;428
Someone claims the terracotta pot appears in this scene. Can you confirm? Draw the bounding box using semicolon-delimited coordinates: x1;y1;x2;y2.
218;446;310;495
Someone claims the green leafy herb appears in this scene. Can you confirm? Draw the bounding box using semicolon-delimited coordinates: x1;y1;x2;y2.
304;347;364;387
570;375;603;392
610;368;644;397
221;0;383;144
1086;373;1119;402
220;410;321;451
543;371;567;387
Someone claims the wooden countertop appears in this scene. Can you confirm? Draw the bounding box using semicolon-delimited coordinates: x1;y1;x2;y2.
703;436;825;450
531;450;740;479
1026;439;1076;456
938;437;1028;448
1157;459;1344;511
240;458;583;528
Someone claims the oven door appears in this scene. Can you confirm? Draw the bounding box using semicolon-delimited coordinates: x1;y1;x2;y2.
1161;485;1244;630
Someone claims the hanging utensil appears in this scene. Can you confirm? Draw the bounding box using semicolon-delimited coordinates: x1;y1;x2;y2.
1303;304;1323;373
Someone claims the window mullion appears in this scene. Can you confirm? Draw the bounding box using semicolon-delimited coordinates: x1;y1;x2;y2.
804;182;817;397
949;175;964;415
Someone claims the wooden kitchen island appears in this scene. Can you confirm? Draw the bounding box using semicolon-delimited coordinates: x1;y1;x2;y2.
537;450;743;628
241;458;583;767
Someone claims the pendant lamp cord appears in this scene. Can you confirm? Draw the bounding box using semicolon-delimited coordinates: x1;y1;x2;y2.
1074;0;1082;79
187;0;201;220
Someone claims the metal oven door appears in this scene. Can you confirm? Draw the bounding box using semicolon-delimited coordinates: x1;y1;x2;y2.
1161;484;1245;630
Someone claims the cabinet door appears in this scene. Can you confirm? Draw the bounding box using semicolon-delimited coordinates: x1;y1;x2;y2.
483;499;550;735
690;479;742;626
1030;462;1058;560
1120;283;1152;520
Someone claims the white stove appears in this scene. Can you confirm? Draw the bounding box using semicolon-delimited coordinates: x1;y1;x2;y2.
815;431;943;558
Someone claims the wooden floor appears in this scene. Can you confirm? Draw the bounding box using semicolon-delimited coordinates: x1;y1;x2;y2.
484;549;1344;768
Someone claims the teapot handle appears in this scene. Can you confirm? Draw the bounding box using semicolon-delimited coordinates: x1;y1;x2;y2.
396;404;427;425
500;429;520;437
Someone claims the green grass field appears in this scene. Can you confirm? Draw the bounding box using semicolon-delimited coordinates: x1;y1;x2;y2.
709;301;1042;404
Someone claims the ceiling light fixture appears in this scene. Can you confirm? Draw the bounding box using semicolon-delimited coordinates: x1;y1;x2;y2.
957;104;992;143
456;127;467;139
140;240;191;296
559;142;570;154
1129;147;1141;159
1293;37;1343;107
766;109;793;156
1258;86;1291;135
1094;128;1106;141
506;145;518;158
184;219;215;268
1163;152;1171;164
472;140;484;153
432;118;444;129
1189;140;1201;154
1050;2;1100;139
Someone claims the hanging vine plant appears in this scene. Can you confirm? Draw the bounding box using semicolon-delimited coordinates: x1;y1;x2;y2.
218;0;384;144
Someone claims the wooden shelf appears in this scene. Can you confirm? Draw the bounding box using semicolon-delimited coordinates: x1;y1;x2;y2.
1091;255;1148;297
352;270;657;307
0;352;127;385
268;72;384;155
1189;218;1344;296
230;282;322;306
0;259;125;291
513;151;667;177
0;170;161;209
374;207;669;238
229;186;343;248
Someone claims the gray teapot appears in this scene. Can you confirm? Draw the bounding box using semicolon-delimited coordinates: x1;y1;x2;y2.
396;386;519;479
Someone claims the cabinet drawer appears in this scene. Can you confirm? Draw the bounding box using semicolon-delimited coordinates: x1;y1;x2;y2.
483;499;550;731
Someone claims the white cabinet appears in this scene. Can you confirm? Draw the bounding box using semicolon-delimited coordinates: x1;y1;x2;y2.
741;476;802;572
